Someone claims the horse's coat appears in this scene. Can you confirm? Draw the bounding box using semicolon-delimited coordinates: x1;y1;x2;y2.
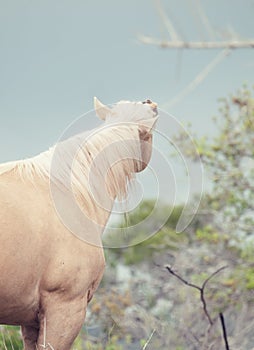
0;98;158;350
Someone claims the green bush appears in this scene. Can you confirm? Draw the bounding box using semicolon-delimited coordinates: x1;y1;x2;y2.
0;326;23;350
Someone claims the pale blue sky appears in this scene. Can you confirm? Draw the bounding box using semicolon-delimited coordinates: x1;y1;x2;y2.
0;0;253;165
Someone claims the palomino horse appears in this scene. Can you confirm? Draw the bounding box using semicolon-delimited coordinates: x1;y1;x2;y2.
0;98;158;350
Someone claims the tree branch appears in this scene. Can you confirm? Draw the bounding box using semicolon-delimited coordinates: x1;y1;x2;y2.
219;313;230;350
165;265;227;326
138;35;254;49
154;0;181;42
193;0;215;40
162;48;230;108
141;329;156;350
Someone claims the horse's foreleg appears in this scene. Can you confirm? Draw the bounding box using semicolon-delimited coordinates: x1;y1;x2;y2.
36;295;87;350
21;325;39;350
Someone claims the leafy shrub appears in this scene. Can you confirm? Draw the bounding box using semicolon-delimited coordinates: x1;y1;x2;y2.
0;326;23;350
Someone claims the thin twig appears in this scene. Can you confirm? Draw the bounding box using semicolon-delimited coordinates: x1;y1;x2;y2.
154;0;180;41
142;329;156;350
219;313;230;350
165;265;201;291
161;48;230;109
202;266;227;290
193;0;216;40
201;266;228;325
107;321;116;344
165;265;227;326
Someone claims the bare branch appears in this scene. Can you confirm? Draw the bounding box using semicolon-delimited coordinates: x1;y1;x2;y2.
165;265;227;326
200;266;227;326
163;49;230;108
219;313;230;350
202;266;228;290
165;265;201;292
138;35;254;49
154;0;181;42
193;0;216;40
141;329;156;350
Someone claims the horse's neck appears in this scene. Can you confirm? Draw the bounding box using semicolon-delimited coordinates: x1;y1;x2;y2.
0;123;139;241
49;180;110;245
77;185;115;227
69;125;139;229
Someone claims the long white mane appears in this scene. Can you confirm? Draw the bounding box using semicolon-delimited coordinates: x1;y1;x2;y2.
0;101;157;213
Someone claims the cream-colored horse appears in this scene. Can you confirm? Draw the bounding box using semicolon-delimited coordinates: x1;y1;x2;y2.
0;98;158;350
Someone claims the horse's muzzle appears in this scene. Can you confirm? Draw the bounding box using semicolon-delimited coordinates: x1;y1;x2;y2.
142;99;158;116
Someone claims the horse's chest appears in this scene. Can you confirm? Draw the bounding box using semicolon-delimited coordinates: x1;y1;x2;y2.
0;286;40;326
41;245;105;298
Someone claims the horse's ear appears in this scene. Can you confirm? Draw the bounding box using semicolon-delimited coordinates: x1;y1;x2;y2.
94;97;111;120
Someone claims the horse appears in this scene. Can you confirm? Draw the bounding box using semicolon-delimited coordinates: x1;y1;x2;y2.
0;97;158;350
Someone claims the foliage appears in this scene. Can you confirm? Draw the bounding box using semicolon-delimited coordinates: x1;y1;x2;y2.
0;326;23;350
107;202;185;265
92;87;254;349
245;268;254;290
73;334;123;350
175;85;254;244
89;288;132;332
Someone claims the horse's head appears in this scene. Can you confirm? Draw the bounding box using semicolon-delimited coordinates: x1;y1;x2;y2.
94;97;158;172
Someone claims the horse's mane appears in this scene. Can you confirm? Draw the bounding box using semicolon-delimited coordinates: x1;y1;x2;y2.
0;123;141;205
